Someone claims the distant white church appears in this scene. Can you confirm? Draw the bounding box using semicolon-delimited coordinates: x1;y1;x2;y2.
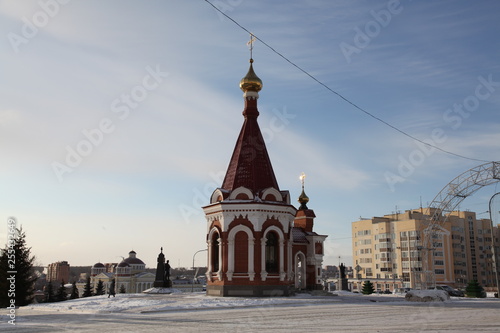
88;250;155;294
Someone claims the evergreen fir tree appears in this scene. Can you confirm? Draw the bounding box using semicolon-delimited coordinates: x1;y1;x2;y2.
45;282;55;303
466;280;486;298
69;281;79;299
119;284;126;293
82;277;93;297
361;280;375;295
0;226;37;307
56;280;68;302
95;280;105;296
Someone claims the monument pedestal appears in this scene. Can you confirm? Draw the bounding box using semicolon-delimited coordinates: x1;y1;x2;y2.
338;278;349;291
153;278;172;288
153;280;167;288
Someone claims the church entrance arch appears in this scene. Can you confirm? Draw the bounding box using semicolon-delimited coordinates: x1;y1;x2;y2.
294;252;306;289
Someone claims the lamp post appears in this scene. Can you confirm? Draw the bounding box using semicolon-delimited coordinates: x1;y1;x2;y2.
191;249;207;292
461;274;466;290
488;192;500;297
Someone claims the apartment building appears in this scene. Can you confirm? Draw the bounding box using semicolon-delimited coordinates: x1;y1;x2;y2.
352;208;499;292
47;261;70;284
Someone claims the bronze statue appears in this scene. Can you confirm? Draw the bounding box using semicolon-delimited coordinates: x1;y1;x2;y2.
165;260;171;281
339;263;346;279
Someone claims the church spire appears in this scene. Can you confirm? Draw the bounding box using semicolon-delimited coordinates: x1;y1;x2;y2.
221;54;280;194
298;172;309;210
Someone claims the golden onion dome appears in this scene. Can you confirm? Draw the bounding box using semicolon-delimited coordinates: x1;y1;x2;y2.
239;59;263;92
298;189;309;210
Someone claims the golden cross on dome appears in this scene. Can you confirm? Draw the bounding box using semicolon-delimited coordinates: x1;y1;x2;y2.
247;33;256;58
300;172;306;190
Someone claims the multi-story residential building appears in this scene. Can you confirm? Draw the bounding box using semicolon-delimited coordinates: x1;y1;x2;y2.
47;261;70;284
449;210;500;289
352;208;499;292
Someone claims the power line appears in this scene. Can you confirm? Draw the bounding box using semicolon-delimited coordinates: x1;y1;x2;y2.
204;0;492;164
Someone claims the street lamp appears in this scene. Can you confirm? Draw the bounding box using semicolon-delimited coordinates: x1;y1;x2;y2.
488;192;500;297
191;249;207;292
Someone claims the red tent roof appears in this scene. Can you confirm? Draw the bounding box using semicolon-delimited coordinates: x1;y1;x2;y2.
221;97;280;193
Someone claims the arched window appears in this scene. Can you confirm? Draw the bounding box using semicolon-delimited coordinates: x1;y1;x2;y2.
265;232;279;273
211;233;219;272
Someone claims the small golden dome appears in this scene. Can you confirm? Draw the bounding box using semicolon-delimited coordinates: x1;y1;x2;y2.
298;189;309;210
240;59;263;92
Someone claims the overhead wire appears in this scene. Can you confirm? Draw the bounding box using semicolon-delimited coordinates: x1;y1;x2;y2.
204;0;492;164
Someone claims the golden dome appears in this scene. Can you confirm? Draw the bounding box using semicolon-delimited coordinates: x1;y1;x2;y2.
298;189;309;210
239;59;263;92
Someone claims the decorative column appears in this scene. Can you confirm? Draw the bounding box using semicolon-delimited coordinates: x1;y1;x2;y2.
260;238;268;281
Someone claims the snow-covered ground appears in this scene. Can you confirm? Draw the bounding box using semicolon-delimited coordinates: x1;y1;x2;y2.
4;291;500;332
20;290;500;314
25;291;342;314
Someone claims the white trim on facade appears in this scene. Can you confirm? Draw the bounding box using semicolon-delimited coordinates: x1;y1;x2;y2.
204;202;296;233
261;187;283;202
228;186;254;200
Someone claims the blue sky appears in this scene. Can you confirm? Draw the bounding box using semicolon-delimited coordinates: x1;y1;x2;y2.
1;0;500;268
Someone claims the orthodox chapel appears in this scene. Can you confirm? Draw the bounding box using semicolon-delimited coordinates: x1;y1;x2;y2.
203;57;328;296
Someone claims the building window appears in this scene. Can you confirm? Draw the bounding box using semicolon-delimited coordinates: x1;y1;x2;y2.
265;232;279;273
435;269;445;275
409;230;420;237
357;230;371;236
315;242;323;255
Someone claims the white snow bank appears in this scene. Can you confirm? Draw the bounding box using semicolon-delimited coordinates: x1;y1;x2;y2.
405;290;450;302
26;292;339;314
28;294;170;313
142;287;182;294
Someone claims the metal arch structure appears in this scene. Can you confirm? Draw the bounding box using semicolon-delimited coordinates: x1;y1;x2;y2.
417;161;500;289
427;161;500;224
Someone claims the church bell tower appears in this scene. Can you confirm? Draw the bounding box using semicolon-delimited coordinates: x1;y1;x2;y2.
203;57;297;296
